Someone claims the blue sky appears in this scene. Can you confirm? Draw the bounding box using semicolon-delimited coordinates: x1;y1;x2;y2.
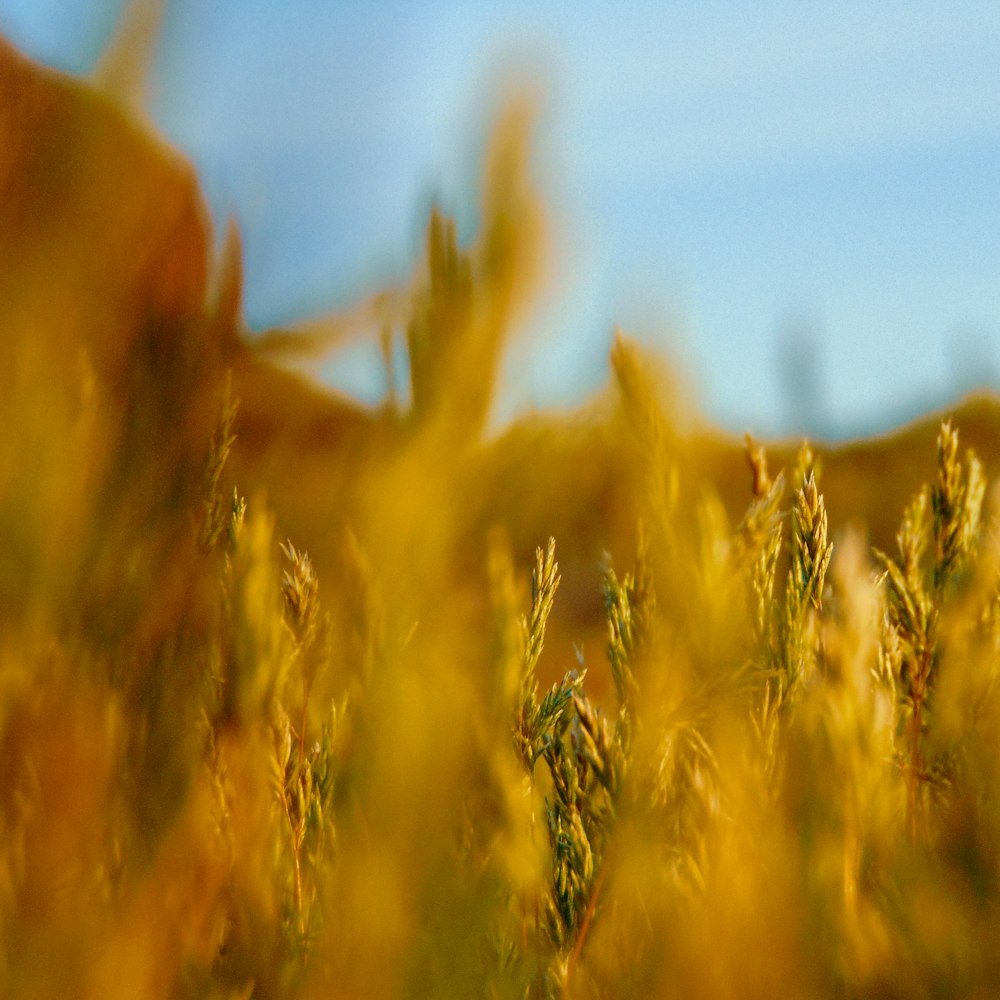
2;0;998;439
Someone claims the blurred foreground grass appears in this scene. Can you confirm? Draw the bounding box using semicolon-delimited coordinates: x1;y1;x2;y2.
4;29;1000;999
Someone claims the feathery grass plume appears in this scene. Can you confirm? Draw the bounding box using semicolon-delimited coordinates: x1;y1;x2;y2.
272;540;336;944
280;541;320;646
217;498;293;730
740;440;832;796
541;689;619;994
228;487;248;552
522;538;560;688
933;419;986;593
537;540;659;992
271;699;340;948
516;538;582;773
508;540;642;995
790;470;833;616
875;488;935;840
782;464;833;698
551;537;726;994
198;372;239;554
874;420;988;841
736;436;785;647
761;459;833;803
876;488;933;663
737;446;786;787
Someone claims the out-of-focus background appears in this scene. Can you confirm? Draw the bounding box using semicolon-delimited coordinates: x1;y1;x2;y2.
2;0;998;440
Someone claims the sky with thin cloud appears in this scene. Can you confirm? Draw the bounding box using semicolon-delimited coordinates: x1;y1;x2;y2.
2;0;998;438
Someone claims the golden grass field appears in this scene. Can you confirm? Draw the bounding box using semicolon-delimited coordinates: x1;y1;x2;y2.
4;25;1000;998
